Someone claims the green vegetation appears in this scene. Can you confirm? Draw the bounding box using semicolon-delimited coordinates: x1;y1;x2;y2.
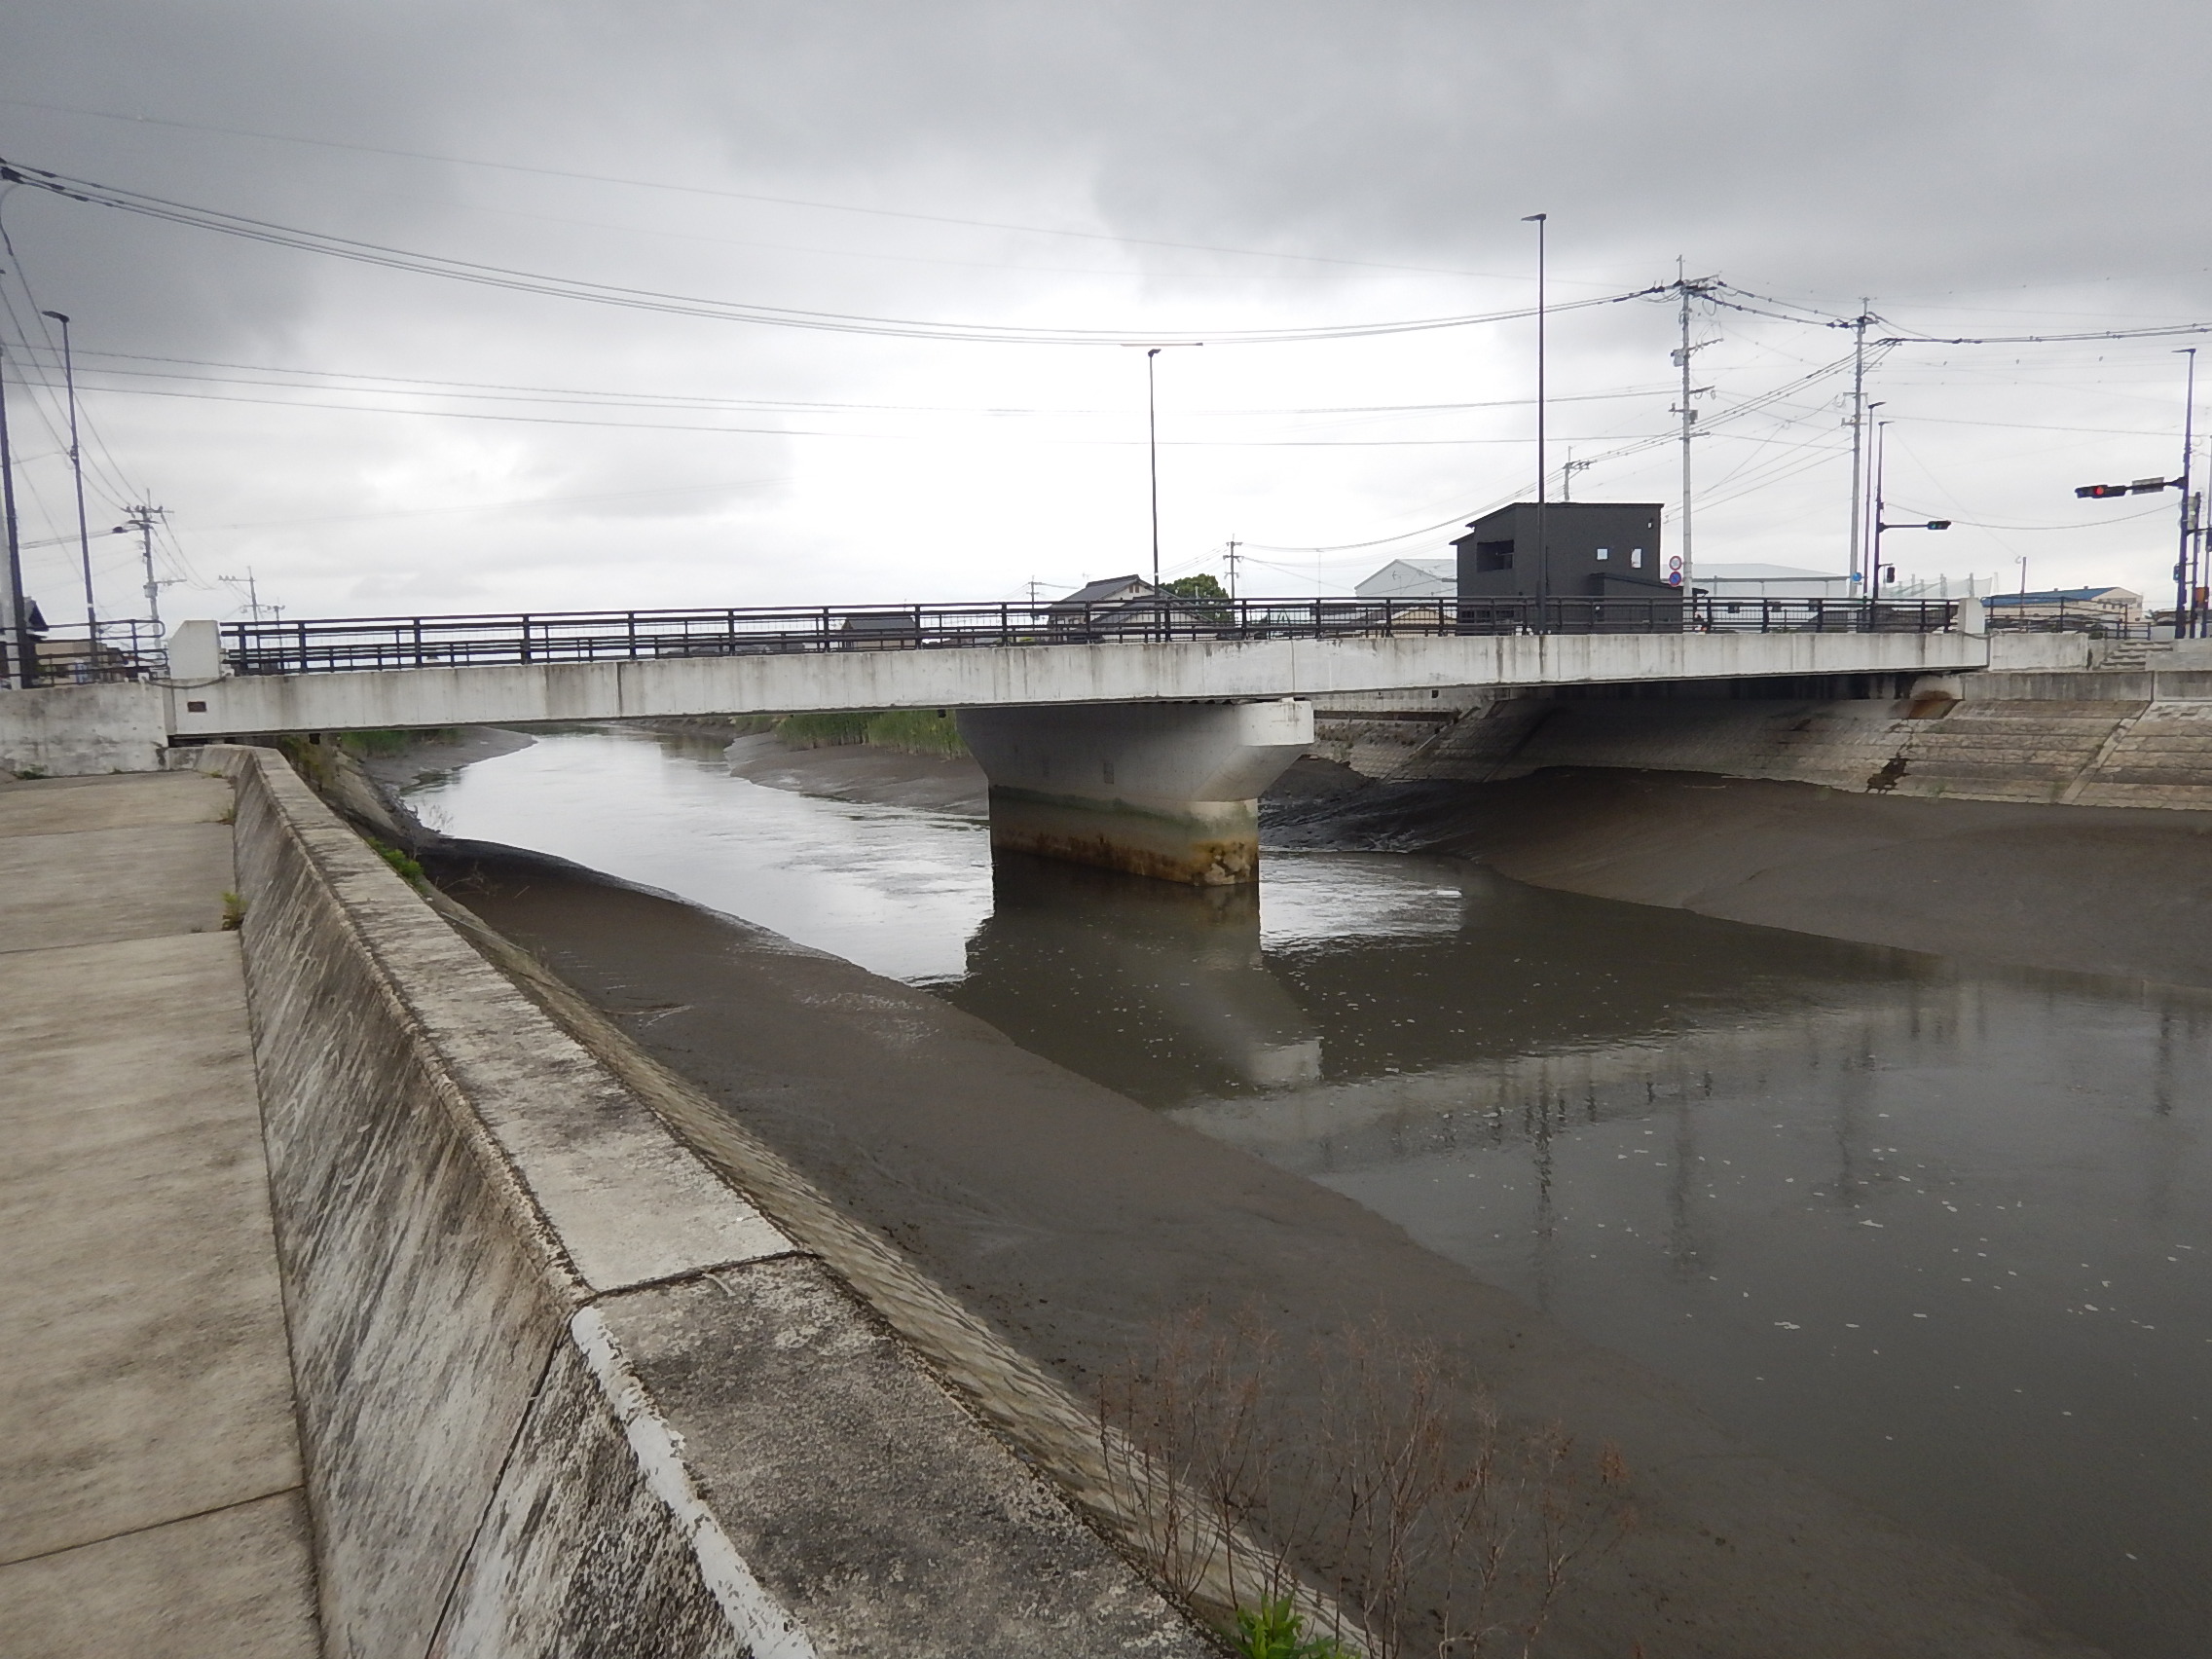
1234;1600;1353;1659
219;891;246;931
339;728;459;757
1164;573;1229;601
11;765;50;781
365;836;427;889
1164;573;1233;624
773;709;967;756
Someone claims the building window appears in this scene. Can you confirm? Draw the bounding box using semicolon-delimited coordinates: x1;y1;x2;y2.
1596;547;1610;561
1473;539;1514;573
1631;548;1644;569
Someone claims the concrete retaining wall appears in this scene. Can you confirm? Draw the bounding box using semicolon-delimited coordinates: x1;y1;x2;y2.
183;744;1210;1657
0;682;166;777
1320;681;2212;809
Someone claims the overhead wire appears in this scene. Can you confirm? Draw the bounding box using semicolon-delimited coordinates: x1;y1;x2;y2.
0;157;1667;346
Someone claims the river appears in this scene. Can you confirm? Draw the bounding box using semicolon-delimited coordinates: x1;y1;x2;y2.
406;723;2211;1659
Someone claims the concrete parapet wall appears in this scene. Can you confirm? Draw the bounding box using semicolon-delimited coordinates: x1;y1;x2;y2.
179;743;1209;1657
0;682;166;776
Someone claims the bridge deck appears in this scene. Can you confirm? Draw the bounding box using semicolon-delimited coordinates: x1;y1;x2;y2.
168;626;1988;737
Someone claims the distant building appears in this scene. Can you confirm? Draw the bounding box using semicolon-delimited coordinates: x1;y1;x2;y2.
1886;574;2001;601
1051;574;1158;614
1691;563;1851;600
1051;574;1156;630
1453;501;1671;602
1354;559;1456;600
1982;586;2143;625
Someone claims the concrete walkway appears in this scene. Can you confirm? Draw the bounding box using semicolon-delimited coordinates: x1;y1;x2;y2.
0;773;317;1658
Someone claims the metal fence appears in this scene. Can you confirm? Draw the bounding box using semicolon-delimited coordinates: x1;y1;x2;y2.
1982;603;2155;639
217;594;1963;678
4;618;168;687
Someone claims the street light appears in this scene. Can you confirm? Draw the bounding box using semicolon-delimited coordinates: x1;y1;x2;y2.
39;311;95;653
1124;342;1202;593
1869;417;1949;604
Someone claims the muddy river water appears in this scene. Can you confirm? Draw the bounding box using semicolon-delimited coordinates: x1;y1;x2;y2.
408;725;2212;1659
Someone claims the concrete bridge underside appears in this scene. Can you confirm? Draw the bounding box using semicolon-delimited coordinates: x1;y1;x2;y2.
167;626;1987;885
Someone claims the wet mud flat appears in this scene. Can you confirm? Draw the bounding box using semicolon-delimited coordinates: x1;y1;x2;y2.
423;830;2105;1659
1263;761;2212;990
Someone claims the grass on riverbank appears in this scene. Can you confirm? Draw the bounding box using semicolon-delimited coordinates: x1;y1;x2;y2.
774;709;967;756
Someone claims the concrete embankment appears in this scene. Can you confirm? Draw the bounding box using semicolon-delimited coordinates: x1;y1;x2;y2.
1312;638;2212;811
168;743;1210;1657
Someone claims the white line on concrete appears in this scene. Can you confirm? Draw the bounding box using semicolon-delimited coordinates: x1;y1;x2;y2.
568;1305;820;1659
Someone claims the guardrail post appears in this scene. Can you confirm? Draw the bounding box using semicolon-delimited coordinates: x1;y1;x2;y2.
520;615;533;665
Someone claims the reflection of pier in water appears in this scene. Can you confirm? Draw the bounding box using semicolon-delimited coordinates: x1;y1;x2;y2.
940;854;1322;1092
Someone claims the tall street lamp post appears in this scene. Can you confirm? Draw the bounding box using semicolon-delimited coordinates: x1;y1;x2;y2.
40;312;95;657
1125;342;1201;598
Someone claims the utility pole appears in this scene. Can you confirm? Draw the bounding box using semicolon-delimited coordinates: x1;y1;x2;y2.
1671;264;1715;588
222;568;269;622
119;503;167;632
1845;301;1872;593
2176;349;2198;636
0;342;34;689
1522;213;1549;630
41;312;95;655
1224;538;1241;600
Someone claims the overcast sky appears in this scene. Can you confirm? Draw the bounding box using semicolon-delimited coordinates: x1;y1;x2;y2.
3;1;2208;628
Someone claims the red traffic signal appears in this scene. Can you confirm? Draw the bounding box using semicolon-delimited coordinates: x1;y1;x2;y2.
2076;484;2131;498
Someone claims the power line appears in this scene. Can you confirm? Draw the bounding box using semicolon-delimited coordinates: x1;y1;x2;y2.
0;157;1666;347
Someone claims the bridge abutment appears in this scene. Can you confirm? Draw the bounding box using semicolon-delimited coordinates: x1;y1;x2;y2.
957;699;1313;884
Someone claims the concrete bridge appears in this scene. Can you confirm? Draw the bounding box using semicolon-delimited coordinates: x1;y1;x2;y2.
152;596;1985;882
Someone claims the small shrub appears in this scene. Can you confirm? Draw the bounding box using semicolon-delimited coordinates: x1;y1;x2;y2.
12;764;49;781
1236;1599;1354;1659
365;836;427;889
220;892;245;931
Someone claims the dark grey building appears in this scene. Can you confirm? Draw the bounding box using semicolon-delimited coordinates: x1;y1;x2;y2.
1453;501;1671;602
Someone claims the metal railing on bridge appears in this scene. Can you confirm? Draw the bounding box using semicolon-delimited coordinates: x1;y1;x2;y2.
217;594;1962;677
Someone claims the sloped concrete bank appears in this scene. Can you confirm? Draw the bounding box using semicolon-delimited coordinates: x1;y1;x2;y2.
175;744;1210;1657
1313;642;2212;811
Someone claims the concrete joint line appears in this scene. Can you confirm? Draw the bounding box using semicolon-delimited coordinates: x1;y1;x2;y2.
567;1306;819;1659
2058;703;2154;805
0;1485;307;1571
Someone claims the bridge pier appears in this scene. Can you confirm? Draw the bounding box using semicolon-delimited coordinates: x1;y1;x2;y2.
956;699;1313;885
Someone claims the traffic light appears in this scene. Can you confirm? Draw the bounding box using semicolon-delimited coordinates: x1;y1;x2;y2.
2076;484;2131;498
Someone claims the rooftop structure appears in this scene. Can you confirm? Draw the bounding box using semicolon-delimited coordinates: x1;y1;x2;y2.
1355;559;1456;600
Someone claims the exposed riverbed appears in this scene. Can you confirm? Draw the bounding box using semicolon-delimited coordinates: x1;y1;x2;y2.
404;724;2210;1659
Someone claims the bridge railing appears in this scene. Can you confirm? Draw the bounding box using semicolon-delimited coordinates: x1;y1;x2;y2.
217;595;1961;676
